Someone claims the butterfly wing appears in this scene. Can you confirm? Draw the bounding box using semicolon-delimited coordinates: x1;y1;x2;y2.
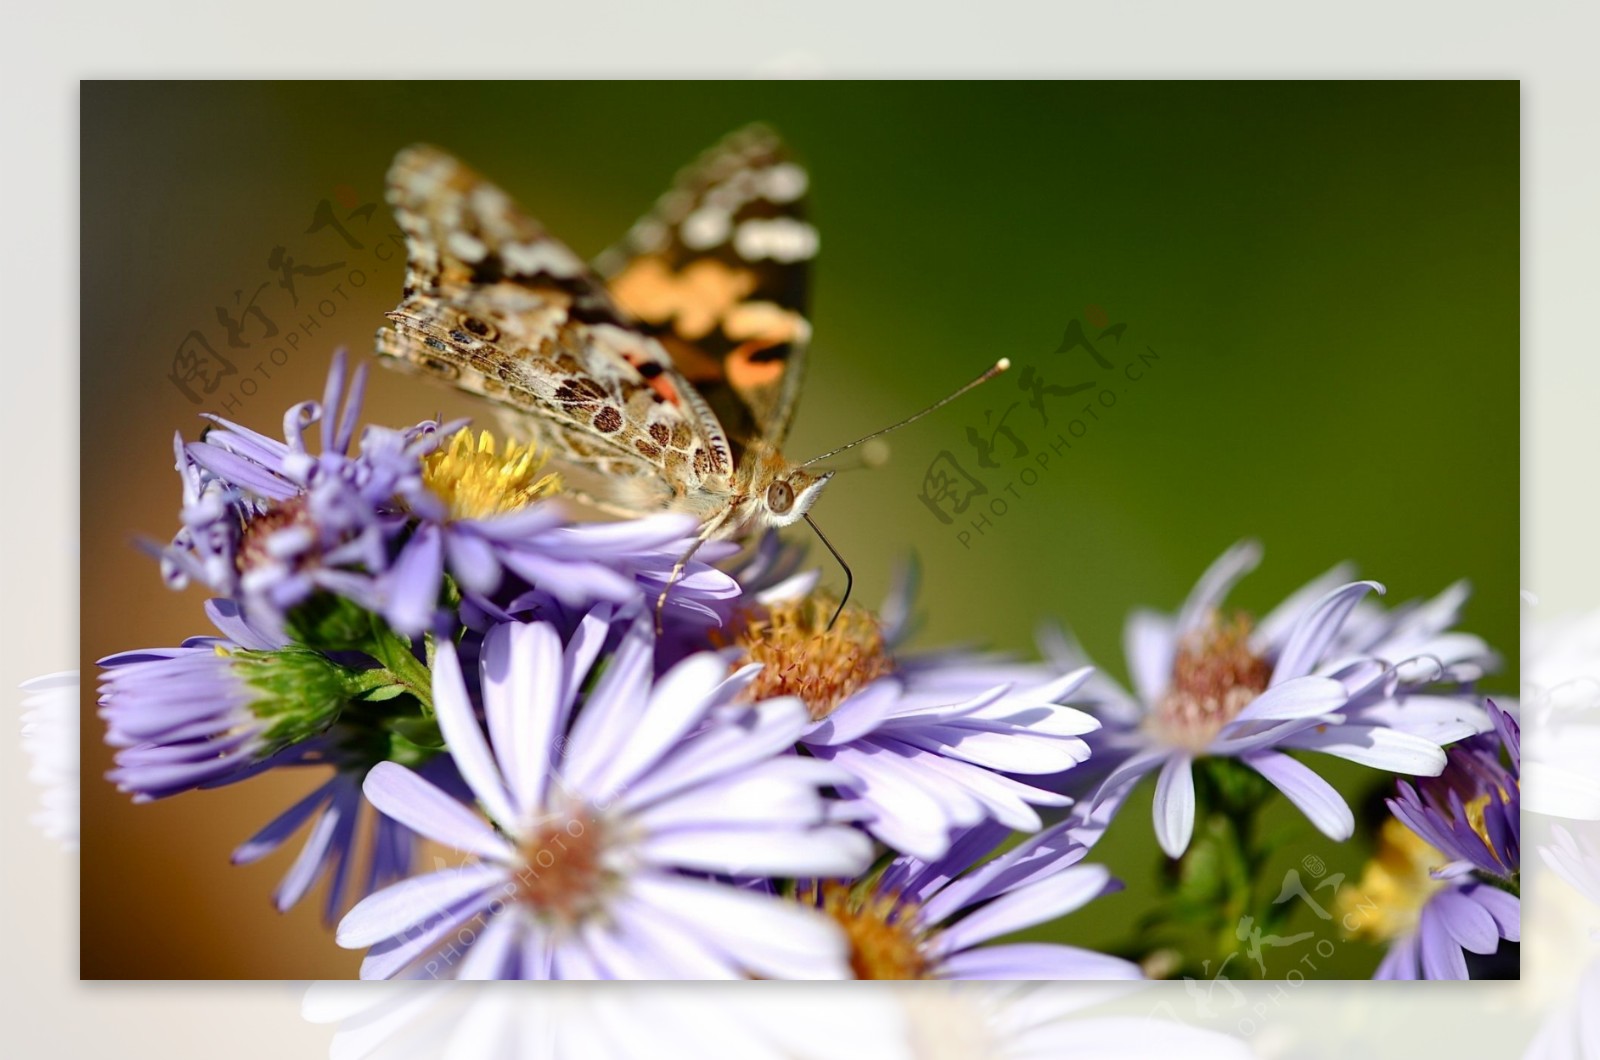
377;145;735;514
595;124;816;456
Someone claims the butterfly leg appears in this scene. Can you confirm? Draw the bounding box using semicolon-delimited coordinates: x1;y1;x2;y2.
654;508;735;634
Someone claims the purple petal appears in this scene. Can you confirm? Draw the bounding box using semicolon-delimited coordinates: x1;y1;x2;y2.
939;942;1141;980
443;529;502;595
232;777;338;864
1243;751;1353;841
934;865;1113;954
1271;581;1384;684
384;525;445;635
1467;884;1520;942
363;762;514;862
1431;888;1500;955
1418;902;1470;979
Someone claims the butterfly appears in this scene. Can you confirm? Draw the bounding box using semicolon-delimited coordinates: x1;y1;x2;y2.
376;125;1003;617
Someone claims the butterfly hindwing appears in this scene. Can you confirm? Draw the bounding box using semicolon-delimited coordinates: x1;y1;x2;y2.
595;124;816;456
377;145;735;509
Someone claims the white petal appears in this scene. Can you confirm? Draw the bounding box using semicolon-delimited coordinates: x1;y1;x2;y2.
640;825;871;878
593;652;725;795
1152;755;1196;858
431;641;518;831
1124;608;1176;704
629;873;852;980
1228;675;1346;724
1245;751;1354;840
1272;581;1384;684
1177;539;1262;637
936;864;1113;953
1280;724;1447;775
480;621;566;820
337;864;509;948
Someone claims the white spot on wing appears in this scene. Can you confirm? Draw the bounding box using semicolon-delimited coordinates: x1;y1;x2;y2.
734;218;819;263
762;163;808;203
682;207;731;250
447;231;488;262
502;240;584;278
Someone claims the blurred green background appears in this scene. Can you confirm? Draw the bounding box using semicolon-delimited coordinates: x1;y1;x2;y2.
81;81;1517;978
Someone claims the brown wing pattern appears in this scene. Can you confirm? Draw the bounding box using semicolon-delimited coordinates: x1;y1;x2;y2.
595;124;816;454
376;145;734;507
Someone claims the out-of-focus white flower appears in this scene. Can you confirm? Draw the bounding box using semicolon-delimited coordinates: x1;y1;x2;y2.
301;980;1254;1060
19;671;78;850
1523;610;1600;820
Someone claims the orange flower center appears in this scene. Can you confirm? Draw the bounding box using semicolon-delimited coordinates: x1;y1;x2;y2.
1150;611;1272;751
507;808;612;923
718;595;894;722
802;880;931;980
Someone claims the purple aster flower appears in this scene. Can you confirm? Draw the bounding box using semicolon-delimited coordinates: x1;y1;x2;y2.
1337;702;1520;979
380;427;740;634
714;569;1098;861
160;350;449;637
337;612;872;979
99;627;351;801
797;816;1141;979
1389;700;1520;882
1048;541;1490;857
103;598;447;921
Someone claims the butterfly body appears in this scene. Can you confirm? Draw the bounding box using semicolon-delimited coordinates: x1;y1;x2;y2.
377;129;825;545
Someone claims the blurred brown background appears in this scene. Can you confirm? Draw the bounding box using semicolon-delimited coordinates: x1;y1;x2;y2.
81;82;1518;978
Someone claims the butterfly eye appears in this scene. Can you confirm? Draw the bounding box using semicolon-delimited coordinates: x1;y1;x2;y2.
766;480;795;515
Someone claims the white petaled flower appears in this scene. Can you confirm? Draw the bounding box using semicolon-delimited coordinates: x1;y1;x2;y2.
1047;541;1491;857
1522;608;1600;819
337;608;872;979
19;671;79;850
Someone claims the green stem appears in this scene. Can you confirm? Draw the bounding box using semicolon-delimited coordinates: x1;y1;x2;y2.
363;617;435;714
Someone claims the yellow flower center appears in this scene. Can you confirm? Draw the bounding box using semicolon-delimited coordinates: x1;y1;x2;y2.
421;429;561;521
1150;611;1272;752
508;808;612;924
1460;779;1518;868
717;595;895;722
1336;818;1449;942
802;880;931;980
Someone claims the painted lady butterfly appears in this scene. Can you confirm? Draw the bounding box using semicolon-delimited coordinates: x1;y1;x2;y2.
376;125;1003;615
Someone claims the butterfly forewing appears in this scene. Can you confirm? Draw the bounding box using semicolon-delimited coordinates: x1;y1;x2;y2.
377;145;736;513
595;124;816;456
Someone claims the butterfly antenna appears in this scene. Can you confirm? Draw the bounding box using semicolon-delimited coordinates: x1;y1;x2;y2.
798;358;1010;469
804;514;854;629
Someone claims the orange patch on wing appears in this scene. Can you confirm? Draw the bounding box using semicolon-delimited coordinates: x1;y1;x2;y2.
725;301;808;345
727;341;786;390
647;373;682;406
609;256;756;340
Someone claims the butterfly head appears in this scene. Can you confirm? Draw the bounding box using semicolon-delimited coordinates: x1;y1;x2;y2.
756;465;833;529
